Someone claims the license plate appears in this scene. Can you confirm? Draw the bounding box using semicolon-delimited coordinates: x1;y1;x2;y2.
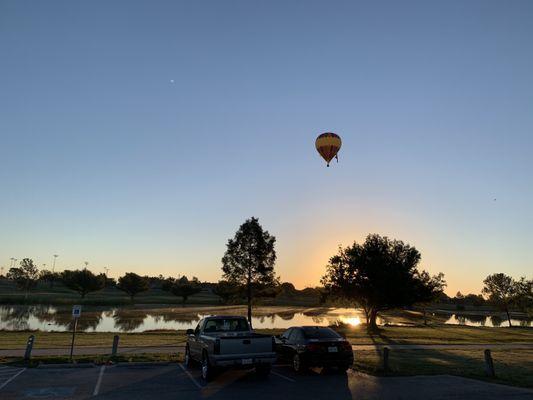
242;358;253;365
328;346;338;353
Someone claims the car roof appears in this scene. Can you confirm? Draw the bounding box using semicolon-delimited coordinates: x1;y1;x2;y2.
287;326;332;329
204;315;247;319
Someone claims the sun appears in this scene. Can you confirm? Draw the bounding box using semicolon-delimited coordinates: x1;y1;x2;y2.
341;316;361;327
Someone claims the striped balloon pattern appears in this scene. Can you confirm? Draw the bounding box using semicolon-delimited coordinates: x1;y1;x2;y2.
315;132;342;167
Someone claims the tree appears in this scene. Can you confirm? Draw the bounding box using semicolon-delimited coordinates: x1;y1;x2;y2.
482;273;520;327
213;280;240;303
39;269;62;288
61;269;105;298
222;217;277;326
170;276;201;304
514;277;533;316
7;258;39;298
321;234;446;330
117;273;150;301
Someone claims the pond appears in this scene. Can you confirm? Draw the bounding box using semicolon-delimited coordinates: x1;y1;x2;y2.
0;305;530;332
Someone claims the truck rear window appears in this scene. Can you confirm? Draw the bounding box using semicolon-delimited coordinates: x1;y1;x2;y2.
204;318;249;332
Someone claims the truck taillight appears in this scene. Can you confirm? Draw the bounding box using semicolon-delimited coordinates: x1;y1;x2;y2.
214;338;220;354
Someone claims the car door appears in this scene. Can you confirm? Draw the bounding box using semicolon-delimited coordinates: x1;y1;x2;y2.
189;319;203;360
286;328;301;357
290;328;304;354
278;328;293;361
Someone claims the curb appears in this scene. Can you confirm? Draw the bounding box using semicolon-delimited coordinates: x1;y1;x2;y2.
37;362;96;369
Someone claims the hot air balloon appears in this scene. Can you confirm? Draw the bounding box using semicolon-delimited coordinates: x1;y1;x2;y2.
315;132;342;167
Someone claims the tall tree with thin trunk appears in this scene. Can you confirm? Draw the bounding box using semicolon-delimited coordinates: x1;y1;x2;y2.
482;273;519;327
222;217;277;326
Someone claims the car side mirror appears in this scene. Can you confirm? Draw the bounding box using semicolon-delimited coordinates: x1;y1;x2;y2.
186;329;194;335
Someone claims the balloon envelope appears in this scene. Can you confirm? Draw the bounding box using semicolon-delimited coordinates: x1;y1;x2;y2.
315;132;342;166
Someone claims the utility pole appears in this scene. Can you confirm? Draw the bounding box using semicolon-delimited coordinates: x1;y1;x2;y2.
103;267;109;288
52;254;58;273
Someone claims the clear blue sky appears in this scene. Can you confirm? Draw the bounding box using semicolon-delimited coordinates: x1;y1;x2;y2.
1;1;532;295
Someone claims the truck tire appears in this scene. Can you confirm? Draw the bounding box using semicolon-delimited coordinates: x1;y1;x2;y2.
201;353;215;382
256;364;271;378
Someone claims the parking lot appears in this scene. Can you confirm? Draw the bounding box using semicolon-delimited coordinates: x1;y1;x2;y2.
1;363;532;400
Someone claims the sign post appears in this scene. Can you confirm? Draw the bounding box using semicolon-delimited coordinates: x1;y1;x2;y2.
70;305;82;361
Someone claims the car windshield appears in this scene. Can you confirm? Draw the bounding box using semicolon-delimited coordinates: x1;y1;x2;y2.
302;327;341;339
204;318;250;332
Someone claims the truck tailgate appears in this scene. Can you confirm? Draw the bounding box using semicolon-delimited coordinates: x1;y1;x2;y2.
219;335;273;355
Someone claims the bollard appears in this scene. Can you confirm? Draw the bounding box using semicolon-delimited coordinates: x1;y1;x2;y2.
112;335;120;356
24;335;35;361
382;347;390;372
484;349;496;377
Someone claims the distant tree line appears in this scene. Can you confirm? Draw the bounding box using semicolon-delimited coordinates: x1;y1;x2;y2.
3;220;531;330
2;260;204;304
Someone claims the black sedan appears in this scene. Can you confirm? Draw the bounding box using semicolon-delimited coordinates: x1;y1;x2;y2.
275;326;353;372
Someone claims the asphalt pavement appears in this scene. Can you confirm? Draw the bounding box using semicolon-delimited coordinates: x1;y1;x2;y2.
0;363;532;400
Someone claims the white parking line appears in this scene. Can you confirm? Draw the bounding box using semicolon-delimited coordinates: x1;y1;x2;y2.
178;364;203;389
271;370;296;382
92;365;106;396
0;368;26;391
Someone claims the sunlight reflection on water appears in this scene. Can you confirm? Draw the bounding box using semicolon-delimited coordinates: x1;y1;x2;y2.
0;305;530;332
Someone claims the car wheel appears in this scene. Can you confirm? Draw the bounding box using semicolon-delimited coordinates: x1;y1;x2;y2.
184;345;192;367
256;364;271;378
292;354;306;373
336;364;351;373
201;353;214;382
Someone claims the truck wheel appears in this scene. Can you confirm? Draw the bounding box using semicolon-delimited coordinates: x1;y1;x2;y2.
201;353;215;382
184;345;192;367
256;365;271;378
292;354;306;373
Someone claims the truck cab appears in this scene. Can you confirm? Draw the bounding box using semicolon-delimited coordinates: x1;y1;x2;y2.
185;316;276;381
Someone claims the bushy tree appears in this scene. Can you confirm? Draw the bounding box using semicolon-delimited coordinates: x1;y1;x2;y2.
515;277;533;316
213;280;242;303
169;276;201;304
62;269;105;298
117;272;150;301
222;217;277;325
39;269;62;288
321;234;446;330
7;258;39;297
482;273;531;327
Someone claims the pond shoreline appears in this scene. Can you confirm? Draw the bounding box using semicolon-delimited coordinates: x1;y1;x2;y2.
0;304;531;332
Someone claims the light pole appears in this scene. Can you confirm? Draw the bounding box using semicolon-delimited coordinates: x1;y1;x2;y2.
103;267;109;288
52;254;58;273
84;261;89;270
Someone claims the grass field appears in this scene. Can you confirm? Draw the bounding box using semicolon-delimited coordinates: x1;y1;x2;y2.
352;349;533;388
1;325;532;350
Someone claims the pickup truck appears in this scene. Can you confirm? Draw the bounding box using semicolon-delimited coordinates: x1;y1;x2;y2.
184;315;276;381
